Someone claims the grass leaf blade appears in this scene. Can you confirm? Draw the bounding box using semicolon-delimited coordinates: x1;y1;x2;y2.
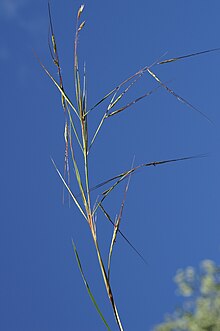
72;240;112;331
51;158;86;219
36;56;79;118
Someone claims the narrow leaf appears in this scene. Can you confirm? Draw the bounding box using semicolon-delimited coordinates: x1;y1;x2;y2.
36;55;79;118
67;105;83;151
68;132;88;210
51;158;86;219
72;240;112;331
63;121;71;206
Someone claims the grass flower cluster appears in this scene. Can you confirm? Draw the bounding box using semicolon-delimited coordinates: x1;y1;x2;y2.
39;3;219;330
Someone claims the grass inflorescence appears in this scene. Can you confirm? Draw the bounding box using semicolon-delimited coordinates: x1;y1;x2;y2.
39;3;219;330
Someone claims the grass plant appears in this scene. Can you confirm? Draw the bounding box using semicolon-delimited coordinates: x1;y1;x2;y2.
39;3;219;330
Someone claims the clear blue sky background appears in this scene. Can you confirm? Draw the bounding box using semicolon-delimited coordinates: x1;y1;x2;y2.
1;1;220;330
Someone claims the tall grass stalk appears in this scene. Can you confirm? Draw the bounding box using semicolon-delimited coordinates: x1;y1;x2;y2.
40;3;218;330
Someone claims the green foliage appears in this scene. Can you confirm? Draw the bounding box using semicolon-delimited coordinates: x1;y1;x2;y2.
154;260;220;331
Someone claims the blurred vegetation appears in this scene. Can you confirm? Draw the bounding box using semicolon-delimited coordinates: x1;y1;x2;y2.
154;260;220;331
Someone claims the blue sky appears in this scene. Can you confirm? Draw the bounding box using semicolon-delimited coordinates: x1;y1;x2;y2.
1;0;220;330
